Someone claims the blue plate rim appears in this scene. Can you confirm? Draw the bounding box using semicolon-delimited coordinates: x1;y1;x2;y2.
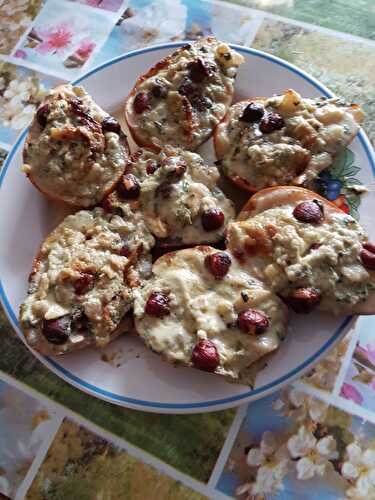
0;41;373;411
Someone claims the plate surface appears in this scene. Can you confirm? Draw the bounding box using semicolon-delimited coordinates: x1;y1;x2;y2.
0;43;374;414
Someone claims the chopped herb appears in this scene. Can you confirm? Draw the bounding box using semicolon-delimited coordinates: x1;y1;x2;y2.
153;121;163;133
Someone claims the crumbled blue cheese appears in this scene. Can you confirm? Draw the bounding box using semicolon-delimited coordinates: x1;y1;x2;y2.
134;247;287;384
227;204;373;313
216;89;362;190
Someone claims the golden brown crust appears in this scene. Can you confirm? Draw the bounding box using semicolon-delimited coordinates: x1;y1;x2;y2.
237;186;345;221
228;175;258;194
23;316;131;356
124;45;197;151
24;85;129;208
125;37;237;151
234;186;375;316
20;206;154;356
26;133;129;209
134;245;288;383
214;95;362;194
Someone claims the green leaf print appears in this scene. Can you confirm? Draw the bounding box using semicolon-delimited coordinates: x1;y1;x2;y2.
329;148;359;179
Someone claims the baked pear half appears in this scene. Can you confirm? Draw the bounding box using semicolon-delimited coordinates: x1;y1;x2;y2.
134;246;288;385
23;84;129;208
214;90;363;192
226;186;375;315
103;145;235;246
125;36;244;151
19;206;154;355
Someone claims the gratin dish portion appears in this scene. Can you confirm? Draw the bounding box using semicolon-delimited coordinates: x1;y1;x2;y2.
125;36;244;151
23;84;129;207
134;246;288;384
20;206;155;355
214;90;363;192
227;187;375;315
104;145;235;245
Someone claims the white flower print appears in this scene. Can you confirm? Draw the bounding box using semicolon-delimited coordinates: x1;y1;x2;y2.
119;0;187;50
0;0;42;55
0;74;46;130
287;425;337;480
307;397;329;423
3;79;32;101
0;385;53;497
303;335;350;391
10;103;36;129
342;443;375;499
247;431;277;467
272;388;328;423
251;458;290;496
244;431;290;496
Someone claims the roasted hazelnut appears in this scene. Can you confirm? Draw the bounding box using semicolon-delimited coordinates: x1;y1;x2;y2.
283;287;322;314
188;58;211;83
42;315;71;344
101;116;122;134
259;112;285;134
117;174;141;200
205;252;231;279
133;92;150;114
293;200;324;224
237;309;269;335
36;104;49;128
240;102;264;123
201;208;225;231
191;340;219;372
145;292;170;317
74;273;95;295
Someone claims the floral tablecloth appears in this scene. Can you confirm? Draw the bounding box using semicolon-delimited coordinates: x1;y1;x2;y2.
0;1;375;499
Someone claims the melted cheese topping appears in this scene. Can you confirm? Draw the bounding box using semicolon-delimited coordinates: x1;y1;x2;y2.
23;85;128;207
126;37;244;150
217;90;362;190
134;247;287;384
20;207;154;354
227;204;374;313
121;146;234;244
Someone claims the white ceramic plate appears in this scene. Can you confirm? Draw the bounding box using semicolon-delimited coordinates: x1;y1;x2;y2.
0;43;374;414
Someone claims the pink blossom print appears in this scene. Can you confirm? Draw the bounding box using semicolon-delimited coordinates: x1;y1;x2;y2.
14;50;27;59
16;0;115;76
340;383;363;405
36;21;75;56
355;343;375;368
75;39;96;60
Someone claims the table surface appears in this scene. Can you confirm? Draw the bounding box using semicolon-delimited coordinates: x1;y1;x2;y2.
0;1;375;499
